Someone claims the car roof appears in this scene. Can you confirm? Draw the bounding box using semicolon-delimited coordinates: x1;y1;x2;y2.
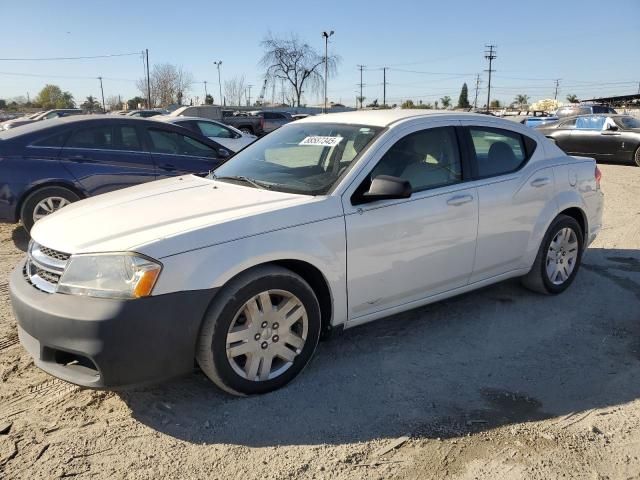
295;109;484;127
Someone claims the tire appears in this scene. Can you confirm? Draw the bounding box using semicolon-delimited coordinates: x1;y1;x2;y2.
20;186;80;233
521;214;584;295
196;265;321;396
634;146;640;167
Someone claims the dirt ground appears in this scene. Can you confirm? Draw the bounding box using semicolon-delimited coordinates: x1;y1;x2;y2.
0;163;639;480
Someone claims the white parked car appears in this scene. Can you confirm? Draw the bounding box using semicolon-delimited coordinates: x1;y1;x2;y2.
155;115;257;152
10;110;604;395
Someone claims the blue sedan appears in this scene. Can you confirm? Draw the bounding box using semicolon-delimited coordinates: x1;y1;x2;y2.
0;115;230;231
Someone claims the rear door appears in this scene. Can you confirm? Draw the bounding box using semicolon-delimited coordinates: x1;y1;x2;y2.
457;121;555;282
144;126;223;177
59;123;156;195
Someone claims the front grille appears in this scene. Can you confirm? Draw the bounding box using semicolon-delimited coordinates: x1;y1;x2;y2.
24;242;70;293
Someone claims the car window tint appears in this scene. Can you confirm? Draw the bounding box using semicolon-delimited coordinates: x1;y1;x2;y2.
148;129;217;158
119;126;142;150
576;116;605;130
371;127;462;192
469;127;527;177
66;126;114;149
32;132;68;147
197;121;234;138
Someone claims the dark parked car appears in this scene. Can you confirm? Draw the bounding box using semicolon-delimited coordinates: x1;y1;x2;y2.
537;114;640;166
555;104;616;119
1;109;82;130
0;115;230;231
247;110;293;133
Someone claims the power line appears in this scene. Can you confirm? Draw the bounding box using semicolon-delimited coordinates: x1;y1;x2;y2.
0;71;136;82
0;52;141;61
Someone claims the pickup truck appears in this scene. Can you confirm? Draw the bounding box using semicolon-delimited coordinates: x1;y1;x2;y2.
170;106;265;136
248;110;293;133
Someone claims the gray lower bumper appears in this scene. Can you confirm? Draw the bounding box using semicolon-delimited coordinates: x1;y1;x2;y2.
9;260;216;388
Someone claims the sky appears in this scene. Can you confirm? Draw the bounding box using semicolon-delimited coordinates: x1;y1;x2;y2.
1;0;639;108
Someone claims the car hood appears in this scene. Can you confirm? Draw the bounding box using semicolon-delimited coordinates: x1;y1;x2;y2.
31;175;332;257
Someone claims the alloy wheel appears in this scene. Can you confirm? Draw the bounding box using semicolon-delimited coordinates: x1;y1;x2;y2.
545;227;579;285
33;196;71;222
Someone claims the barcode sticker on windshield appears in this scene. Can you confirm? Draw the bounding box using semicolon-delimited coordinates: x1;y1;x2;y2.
299;136;343;147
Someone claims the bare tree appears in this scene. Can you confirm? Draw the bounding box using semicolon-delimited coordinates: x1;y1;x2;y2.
260;33;338;107
137;63;194;107
224;75;246;107
106;95;123;111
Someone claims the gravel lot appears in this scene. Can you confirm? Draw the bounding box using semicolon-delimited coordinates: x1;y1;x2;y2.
0;163;639;479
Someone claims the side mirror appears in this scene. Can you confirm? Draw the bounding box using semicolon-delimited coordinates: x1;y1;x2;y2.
218;148;231;158
355;175;412;205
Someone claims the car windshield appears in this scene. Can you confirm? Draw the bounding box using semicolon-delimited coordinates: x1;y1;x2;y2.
209;122;381;195
614;116;640;129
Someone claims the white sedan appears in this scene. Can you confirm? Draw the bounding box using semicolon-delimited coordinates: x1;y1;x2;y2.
155;115;256;152
11;110;603;395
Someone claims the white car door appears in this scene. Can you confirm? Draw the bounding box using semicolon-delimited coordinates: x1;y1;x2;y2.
457;120;556;283
342;122;478;324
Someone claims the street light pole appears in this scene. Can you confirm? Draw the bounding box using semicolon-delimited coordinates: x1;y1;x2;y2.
213;61;223;105
204;80;208;102
321;30;334;113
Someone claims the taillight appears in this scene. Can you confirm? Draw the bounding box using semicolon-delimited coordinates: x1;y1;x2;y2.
595;166;602;189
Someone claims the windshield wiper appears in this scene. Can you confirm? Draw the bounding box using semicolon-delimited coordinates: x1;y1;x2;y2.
211;174;272;190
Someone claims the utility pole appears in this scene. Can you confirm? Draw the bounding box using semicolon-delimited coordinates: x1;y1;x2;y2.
204;81;208;102
26;92;30;104
247;84;253;106
357;65;365;109
322;30;334;113
213;61;223;106
554;79;561;100
98;76;105;112
473;74;481;110
382;67;388;106
484;45;497;111
145;49;151;109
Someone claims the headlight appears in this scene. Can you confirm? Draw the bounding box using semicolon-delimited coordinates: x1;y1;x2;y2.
57;253;162;299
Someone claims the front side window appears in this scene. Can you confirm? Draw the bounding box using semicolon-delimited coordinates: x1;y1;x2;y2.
370;127;461;192
469;127;528;177
211;122;381;195
147;129;217;158
576;116;605;130
197;121;234;138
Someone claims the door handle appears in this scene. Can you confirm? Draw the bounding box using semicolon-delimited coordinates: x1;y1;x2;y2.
530;177;550;188
446;194;473;206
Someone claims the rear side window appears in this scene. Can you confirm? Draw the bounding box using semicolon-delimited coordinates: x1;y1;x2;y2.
65;125;143;151
32;131;69;147
197;121;234;138
468;127;533;178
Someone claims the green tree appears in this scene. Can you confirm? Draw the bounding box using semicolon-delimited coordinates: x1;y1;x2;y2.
566;94;579;104
0;99;6;109
489;99;502;109
401;99;415;109
127;96;145;110
81;95;101;113
440;96;452;109
514;94;530;110
457;83;470;108
34;84;75;109
434;100;439;109
205;94;214;105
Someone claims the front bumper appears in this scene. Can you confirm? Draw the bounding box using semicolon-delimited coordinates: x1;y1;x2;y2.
9;259;216;388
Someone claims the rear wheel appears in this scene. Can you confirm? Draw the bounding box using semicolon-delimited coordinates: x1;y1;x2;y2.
196;265;321;395
521;215;584;294
20;186;80;233
634;146;640;167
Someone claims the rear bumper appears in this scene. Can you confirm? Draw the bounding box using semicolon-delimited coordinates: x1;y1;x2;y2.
9;259;216;388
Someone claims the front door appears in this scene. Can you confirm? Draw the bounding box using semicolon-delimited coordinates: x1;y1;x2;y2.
344;124;478;322
145;127;222;177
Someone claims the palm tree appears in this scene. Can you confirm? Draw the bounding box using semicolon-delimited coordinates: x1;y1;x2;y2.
81;95;101;113
440;96;452;109
514;94;530;110
566;94;579;104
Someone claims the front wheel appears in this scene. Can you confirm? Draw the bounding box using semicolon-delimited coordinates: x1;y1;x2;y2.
521;215;584;294
196;265;321;395
20;186;80;233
